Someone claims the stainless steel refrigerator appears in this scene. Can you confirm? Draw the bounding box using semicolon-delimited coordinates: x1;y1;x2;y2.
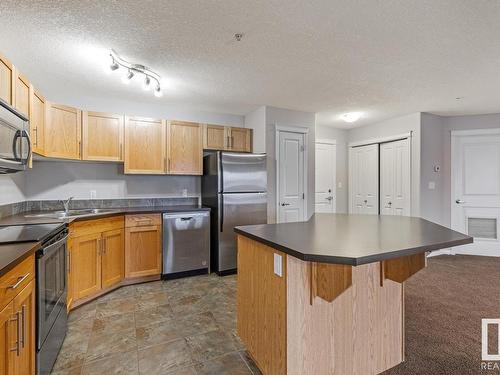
202;151;267;275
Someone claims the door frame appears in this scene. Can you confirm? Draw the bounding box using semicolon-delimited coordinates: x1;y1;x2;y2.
315;139;337;213
275;125;309;223
450;128;500;255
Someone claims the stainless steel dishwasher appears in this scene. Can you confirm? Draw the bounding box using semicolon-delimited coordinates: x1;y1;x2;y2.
162;211;210;278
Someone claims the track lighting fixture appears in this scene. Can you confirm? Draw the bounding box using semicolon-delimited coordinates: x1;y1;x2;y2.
108;49;162;97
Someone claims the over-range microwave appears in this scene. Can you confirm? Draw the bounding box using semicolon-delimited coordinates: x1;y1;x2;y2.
0;98;31;173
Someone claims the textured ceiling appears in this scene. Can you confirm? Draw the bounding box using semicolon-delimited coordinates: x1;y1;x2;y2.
0;0;500;128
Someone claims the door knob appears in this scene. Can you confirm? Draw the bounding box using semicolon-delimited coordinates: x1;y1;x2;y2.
364;200;368;204
388;202;392;206
326;196;333;201
281;202;290;206
455;199;466;204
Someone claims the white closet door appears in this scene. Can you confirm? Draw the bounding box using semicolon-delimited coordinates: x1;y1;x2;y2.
349;144;379;214
380;139;411;216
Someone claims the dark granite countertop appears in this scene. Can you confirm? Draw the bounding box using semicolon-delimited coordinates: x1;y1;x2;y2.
234;213;473;266
0;241;39;277
0;205;210;226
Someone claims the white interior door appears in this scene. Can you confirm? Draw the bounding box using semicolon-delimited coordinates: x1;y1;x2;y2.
278;131;305;223
452;132;500;256
315;141;336;213
349;144;379;214
380;139;411;216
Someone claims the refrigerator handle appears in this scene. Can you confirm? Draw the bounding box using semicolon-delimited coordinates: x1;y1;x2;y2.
219;193;224;232
219;152;224;193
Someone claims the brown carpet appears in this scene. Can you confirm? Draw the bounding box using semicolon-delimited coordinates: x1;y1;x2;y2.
383;255;500;375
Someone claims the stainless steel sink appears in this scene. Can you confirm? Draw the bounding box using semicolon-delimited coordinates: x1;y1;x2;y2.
25;208;119;219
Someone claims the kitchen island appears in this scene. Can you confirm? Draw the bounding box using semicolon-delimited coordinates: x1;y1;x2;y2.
234;214;472;375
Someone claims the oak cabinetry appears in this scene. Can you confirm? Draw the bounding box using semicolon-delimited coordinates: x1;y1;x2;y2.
228;127;252;152
44;102;82;160
0;54;14;105
82;111;124;161
124;116;166;174
203;124;228;150
29;89;45;155
167;120;203;175
0;256;35;375
13;70;30;118
68;216;125;306
202;125;252;152
125;214;162;279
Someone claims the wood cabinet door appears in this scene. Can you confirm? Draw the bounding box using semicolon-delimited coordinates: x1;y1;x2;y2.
0;54;14;105
13;70;30;118
82;111;124;161
44;102;82;160
125;225;162;278
72;233;102;300
29;89;45;155
101;229;124;289
12;280;35;375
167;120;203;175
0;301;15;375
229;127;252;152
203;124;227;150
124;116;166;174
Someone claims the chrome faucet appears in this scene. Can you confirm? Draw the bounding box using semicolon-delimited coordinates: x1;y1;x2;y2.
61;197;74;214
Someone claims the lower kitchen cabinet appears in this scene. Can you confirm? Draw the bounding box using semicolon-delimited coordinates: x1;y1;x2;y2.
68;216;125;307
71;232;102;300
125;214;162;279
101;229;125;289
0;259;36;375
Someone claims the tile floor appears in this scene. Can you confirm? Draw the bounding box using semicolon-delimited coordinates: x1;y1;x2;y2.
51;274;262;375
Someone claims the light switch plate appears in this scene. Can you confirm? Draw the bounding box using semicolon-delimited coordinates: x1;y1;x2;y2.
428;181;436;190
90;190;97;199
181;189;188;197
274;253;283;277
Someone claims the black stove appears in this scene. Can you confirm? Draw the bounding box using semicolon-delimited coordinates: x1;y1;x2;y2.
0;223;66;245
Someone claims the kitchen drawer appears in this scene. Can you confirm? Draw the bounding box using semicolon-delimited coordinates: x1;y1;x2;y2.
70;215;124;238
125;214;161;228
0;254;34;309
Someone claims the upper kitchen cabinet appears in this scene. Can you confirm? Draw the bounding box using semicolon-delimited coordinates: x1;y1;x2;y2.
13;69;30;117
0;54;14;105
44;102;82;160
29;88;45;155
203;124;228;150
82;111;124;162
167;120;203;175
124;116;166;174
228;127;252;152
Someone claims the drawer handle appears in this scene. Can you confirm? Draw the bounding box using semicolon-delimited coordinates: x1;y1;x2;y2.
135;219;153;225
180;217;193;221
8;273;30;290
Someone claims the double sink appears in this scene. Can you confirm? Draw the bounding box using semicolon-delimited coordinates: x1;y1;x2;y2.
25;208;120;220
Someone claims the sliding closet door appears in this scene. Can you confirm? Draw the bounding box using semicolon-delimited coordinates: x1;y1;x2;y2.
349;144;379;214
380;139;410;216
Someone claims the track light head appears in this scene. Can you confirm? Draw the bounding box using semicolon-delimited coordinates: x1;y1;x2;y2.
154;84;163;97
109;60;119;71
143;75;151;91
121;69;134;84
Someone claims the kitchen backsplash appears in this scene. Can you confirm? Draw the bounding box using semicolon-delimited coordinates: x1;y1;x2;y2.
0;197;200;219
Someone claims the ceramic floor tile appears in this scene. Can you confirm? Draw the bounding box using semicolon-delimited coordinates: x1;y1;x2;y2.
134;304;174;328
68;301;97;323
52;329;90;371
185;330;237;363
166;367;197;375
138;339;196;375
85;328;137;362
98;285;138;302
135;292;169;311
81;350;139;375
95;298;137;318
194;352;253;375
92;312;135;334
50;366;83;375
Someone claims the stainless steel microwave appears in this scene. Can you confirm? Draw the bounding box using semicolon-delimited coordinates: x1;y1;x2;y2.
0;99;31;173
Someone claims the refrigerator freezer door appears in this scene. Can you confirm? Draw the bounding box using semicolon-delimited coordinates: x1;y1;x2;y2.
219;192;267;272
221;153;266;193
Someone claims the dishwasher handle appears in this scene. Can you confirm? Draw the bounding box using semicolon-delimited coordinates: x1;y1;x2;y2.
163;212;209;220
180;217;193;221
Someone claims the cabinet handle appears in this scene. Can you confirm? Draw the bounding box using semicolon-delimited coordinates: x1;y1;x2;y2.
103;238;107;255
10;312;20;356
119;143;123;160
21;305;26;348
68;252;71;274
8;273;30;289
227;135;231;149
231;136;234;148
98;238;102;255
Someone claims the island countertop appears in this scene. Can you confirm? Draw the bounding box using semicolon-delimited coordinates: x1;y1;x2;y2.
234;213;473;265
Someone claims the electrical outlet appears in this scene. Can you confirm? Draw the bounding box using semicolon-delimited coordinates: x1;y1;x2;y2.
338;182;342;189
274;253;283;277
428;182;436;190
90;190;97;199
181;189;188;197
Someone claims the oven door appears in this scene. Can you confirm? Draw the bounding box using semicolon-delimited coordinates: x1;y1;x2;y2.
36;234;68;350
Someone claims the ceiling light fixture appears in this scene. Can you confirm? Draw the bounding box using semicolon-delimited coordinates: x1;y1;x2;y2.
341;112;362;123
109;49;162;97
